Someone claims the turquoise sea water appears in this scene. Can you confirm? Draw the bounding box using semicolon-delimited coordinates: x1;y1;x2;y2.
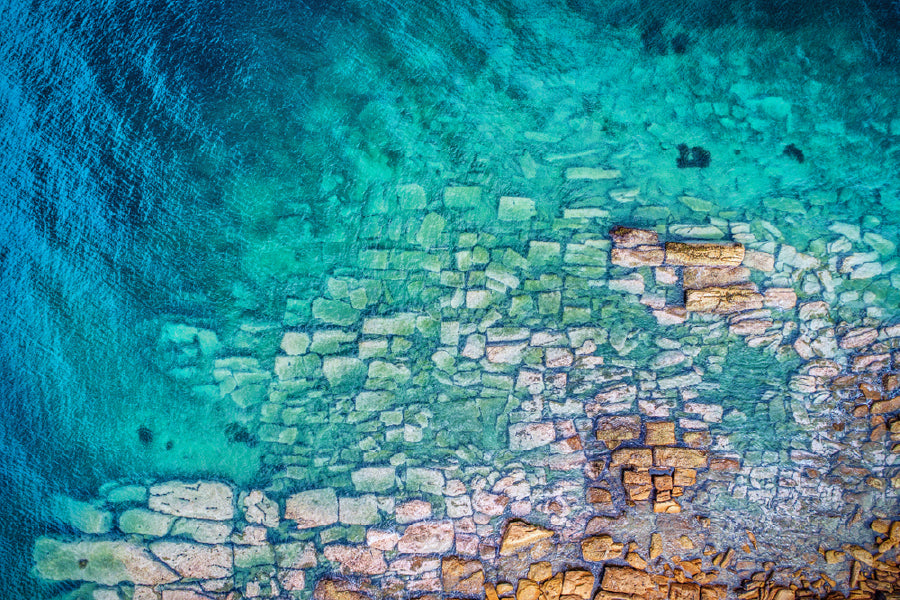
3;0;900;596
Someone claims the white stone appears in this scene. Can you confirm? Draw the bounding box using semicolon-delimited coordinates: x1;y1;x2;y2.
285;488;338;529
148;481;234;521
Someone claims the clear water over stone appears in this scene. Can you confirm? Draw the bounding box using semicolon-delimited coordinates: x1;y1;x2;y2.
3;0;900;597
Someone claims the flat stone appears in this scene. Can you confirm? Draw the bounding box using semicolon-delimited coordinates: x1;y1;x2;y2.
362;313;417;336
610;246;664;267
645;421;676;446
52;496;113;534
840;327;878;350
682;266;750;289
742;250;775;271
33;538;179;586
442;556;484;595
169;517;231;544
562;570;595;600
763;288;797;309
339;495;379;525
118;509;175;537
509;422;556;451
312;298;360;326
243;490;280;528
472;490;509;516
416;212;445;249
611;448;653;469
685;286;763;314
351;467;396;493
280;332;310;355
498;196;536;221
444;186;482;209
665;242;744;266
234;544;275;569
653;447;709;469
322;357;367;390
669;224;724;239
487;343;528;364
405;468;445;495
499;521;554;556
872;395;900;415
397;520;454;554
324;545;387;575
565;166;620;179
285;488;339;529
611;226;658;248
313;579;371;600
148;481;234;521
600;566;652;595
149;541;232;579
275;542;317;570
582;535;624;561
396;183;427;209
396;500;432;524
595;416;640;447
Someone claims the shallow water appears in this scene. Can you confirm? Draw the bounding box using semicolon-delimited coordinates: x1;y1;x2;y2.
3;0;900;596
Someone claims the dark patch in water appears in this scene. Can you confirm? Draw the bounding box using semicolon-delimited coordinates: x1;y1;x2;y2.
225;422;259;448
641;18;667;54
78;559;88;569
165;440;173;450
671;32;690;54
676;143;711;168
783;143;805;163
137;426;152;445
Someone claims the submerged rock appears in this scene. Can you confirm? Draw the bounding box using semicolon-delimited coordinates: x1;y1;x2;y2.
33;538;178;586
148;481;234;521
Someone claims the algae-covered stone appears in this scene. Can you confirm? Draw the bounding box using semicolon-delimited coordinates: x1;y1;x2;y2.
685;286;763;313
498;196;536;221
280;331;311;355
118;508;175;537
275;541;317;570
362;313;417;336
312;298;360;326
52;496;113;535
405;468;444;495
339;495;379;525
416;212;445;249
396;183;427;210
351;466;396;493
323;357;367;390
170;517;232;544
33;538;179;586
444;186;482;209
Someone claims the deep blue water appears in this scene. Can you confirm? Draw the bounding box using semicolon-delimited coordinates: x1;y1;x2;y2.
3;0;900;595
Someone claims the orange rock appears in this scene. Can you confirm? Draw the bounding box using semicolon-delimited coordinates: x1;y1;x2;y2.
601;566;653;595
685;286;763;314
441;556;484;595
673;469;697;487
669;581;701;600
528;562;553;583
654;500;681;513
596;416;641;447
623;470;653;501
586;487;612;504
516;578;544;600
646;421;677;446
872;395;900;415
500;521;554;556
582;535;624;561
654;475;674;491
665;242;744;266
682;266;750;289
542;572;564;600
313;579;371;600
611;448;653;469
611;246;665;267
562;570;595;600
653;447;709;469
611;226;659;248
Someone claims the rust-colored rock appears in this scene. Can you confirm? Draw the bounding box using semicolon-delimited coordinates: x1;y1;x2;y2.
669;582;701;600
586;487;612;504
313;579;371;600
601;566;653;595
872;395;900;415
685;286;763;314
542;572;564;600
528;562;553;583
654;447;709;469
562;570;595;600
611;226;659;248
442;556;484;595
500;521;554;556
682;266;750;289
611;246;664;267
516;578;543;600
610;448;653;469
623;470;653;501
582;535;624;561
665;242;744;266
